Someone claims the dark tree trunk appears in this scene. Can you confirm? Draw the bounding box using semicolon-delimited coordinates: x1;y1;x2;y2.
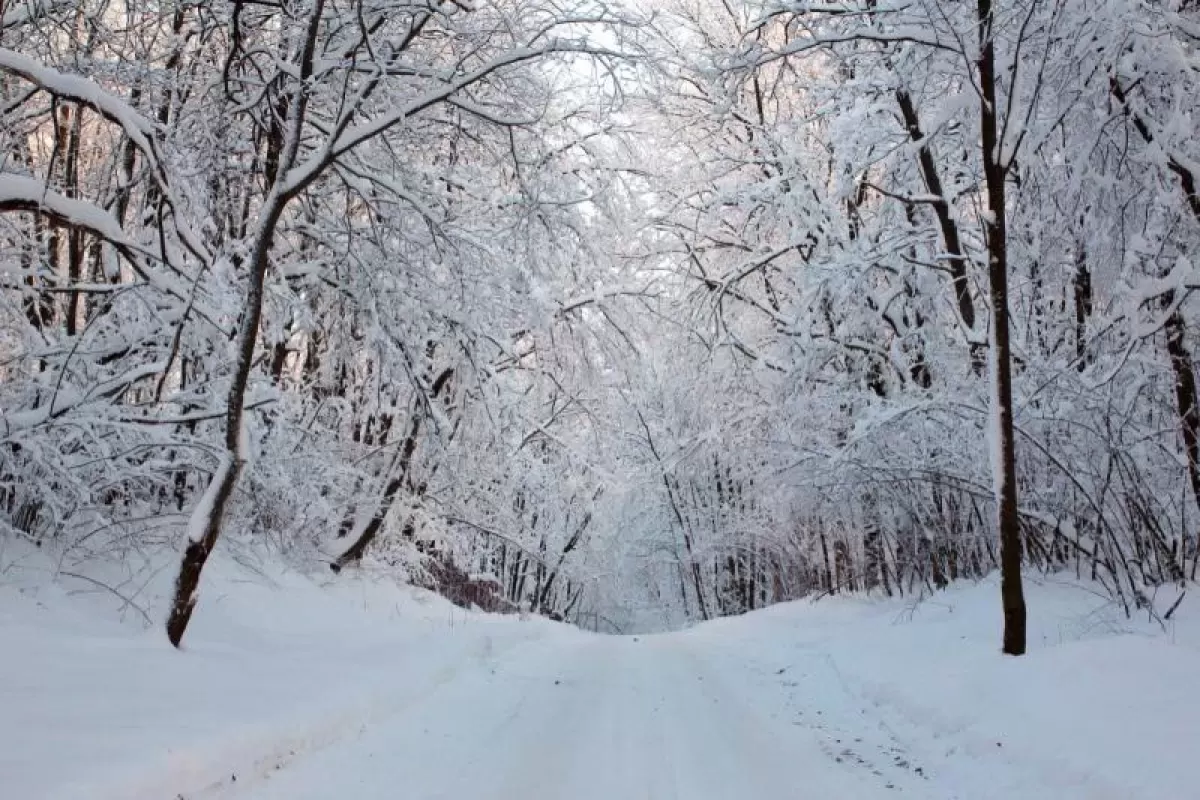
1108;78;1200;516
863;526;883;592
894;88;983;372
166;198;282;647
820;531;834;593
978;0;1027;656
61;103;84;336
1073;245;1092;369
166;457;242;647
166;0;328;648
1165;307;1200;514
331;367;453;572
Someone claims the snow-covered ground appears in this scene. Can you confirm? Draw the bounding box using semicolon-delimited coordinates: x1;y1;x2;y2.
683;579;1199;799
3;556;1197;799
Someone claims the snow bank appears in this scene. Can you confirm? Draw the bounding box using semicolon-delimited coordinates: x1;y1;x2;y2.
683;576;1200;799
0;550;561;800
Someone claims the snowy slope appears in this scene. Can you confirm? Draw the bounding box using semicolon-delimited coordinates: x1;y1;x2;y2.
3;563;1197;800
0;555;563;800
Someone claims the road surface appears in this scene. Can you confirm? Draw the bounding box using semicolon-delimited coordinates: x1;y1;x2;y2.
215;631;936;800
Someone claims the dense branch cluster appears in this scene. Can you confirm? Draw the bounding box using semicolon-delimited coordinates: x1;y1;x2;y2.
1;0;1197;647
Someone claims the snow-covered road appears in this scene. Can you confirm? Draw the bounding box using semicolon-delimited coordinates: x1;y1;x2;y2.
8;567;1197;800
219;632;935;800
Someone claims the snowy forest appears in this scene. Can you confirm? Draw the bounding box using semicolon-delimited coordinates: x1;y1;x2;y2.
2;0;1199;656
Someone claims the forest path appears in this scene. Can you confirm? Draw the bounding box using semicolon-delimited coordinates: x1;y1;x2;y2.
8;570;1181;800
214;630;937;800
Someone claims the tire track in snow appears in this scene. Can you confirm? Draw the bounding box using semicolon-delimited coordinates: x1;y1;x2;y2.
219;632;907;800
665;636;912;799
693;630;1132;800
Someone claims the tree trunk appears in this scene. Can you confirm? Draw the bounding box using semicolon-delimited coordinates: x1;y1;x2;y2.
894;88;983;371
166;201;284;647
330;366;454;572
1108;78;1200;517
1165;307;1200;514
1073;243;1092;369
165;1;329;647
978;0;1027;656
820;531;834;593
61;102;84;335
